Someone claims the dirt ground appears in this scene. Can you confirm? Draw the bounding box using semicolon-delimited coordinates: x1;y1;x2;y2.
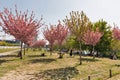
0;64;38;80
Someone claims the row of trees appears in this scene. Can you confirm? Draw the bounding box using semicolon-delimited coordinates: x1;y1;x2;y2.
43;11;120;64
63;11;107;64
0;7;120;65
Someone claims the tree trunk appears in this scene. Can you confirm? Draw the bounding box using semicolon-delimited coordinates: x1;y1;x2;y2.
79;42;82;65
92;46;95;60
70;48;73;56
20;42;23;59
26;47;29;51
58;45;63;58
23;44;25;55
50;45;52;55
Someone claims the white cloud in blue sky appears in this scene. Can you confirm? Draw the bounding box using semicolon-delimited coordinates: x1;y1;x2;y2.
0;0;120;39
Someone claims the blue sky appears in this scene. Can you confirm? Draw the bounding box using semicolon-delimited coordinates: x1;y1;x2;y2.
0;0;120;40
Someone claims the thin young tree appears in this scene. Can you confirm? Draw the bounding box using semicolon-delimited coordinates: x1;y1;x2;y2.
43;25;56;55
0;6;43;59
64;11;92;64
55;22;69;58
83;28;103;59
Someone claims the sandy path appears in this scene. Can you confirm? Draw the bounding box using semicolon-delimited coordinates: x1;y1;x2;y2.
0;50;19;57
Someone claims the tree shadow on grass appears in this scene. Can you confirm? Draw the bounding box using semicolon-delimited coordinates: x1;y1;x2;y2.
0;55;17;58
0;60;7;65
115;64;120;67
82;57;100;62
33;67;79;80
0;59;14;65
28;55;42;58
27;54;46;58
30;58;56;64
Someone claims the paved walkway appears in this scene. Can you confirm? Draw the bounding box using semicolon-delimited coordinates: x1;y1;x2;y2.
0;50;19;57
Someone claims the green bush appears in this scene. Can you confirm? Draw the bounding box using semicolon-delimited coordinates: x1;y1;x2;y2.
0;41;19;46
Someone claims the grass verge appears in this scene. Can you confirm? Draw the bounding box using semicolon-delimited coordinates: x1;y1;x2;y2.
0;49;120;80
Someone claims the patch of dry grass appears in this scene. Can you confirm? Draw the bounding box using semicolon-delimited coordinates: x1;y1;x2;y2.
0;49;120;80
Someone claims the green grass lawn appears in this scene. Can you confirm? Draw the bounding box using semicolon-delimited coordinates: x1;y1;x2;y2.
0;48;18;53
0;49;120;80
